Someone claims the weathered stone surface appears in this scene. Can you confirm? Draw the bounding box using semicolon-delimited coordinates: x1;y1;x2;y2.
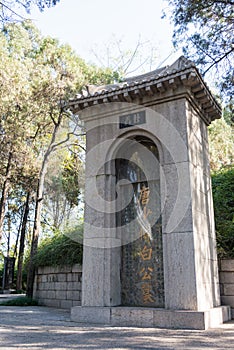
70;306;230;330
223;284;234;296
60;300;73;309
33;265;82;309
220;272;234;284
220;259;234;272
221;296;234;308
71;307;111;324
163;231;197;310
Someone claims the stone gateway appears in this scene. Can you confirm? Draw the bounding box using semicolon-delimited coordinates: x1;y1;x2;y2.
69;57;231;329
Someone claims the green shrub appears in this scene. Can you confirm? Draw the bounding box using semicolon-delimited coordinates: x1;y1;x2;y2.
0;296;38;306
33;224;83;267
212;166;234;258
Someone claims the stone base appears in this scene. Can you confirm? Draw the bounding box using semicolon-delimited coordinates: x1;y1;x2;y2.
71;305;231;330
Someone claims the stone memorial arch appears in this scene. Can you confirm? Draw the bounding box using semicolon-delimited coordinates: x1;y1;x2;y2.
69;57;230;329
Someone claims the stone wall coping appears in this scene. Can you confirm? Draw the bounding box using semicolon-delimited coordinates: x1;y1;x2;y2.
37;264;82;275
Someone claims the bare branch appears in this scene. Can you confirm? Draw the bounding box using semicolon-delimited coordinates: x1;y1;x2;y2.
0;1;26;21
203;48;234;75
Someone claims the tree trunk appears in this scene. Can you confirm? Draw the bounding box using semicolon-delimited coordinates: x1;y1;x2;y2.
16;192;30;291
0;152;12;243
26;118;62;298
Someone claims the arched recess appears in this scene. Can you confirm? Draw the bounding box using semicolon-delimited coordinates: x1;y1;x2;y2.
112;134;165;307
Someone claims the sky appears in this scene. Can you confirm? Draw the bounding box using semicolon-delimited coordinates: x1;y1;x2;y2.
26;0;182;75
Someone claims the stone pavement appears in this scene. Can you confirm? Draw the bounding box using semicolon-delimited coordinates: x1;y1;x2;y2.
0;306;233;350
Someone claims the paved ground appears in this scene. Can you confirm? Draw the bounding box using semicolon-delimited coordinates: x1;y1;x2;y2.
0;305;233;350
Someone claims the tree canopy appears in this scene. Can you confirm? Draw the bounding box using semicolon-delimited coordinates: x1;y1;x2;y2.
165;0;234;99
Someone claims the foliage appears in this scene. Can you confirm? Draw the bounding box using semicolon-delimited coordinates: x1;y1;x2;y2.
0;0;60;24
165;0;234;99
208;117;234;171
0;296;38;306
212;166;234;258
223;100;234;126
32;224;83;267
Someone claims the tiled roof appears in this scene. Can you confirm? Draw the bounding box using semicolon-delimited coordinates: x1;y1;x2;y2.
69;56;221;123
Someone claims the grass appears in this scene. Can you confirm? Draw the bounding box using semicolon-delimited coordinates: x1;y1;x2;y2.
0;296;38;306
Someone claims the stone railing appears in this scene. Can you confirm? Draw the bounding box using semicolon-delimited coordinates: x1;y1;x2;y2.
33;264;82;309
219;259;234;319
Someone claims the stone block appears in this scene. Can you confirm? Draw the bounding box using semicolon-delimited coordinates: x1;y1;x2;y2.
43;282;54;290
161;162;193;234
151;100;189;160
37;290;48;299
67;290;80;301
220;259;234;272
67;273;73;282
72;264;82;273
55;290;67;300
44;299;61;308
72;273;81;282
204;306;231;328
111;307;153;327
38;283;45;290
67;282;73;291
152;309;171;328
219;272;234;284
37;267;44;274
60;300;73;309
58;265;72;273
55;282;67;290
70;306;230;330
46;290;56;299
67;281;81;291
72;300;81;307
170;310;205;329
221;295;234;308
41;275;47;283
163;232;197;310
71;306;111;324
40;266;53;274
57;274;67;282
223;284;234;296
48;274;58;283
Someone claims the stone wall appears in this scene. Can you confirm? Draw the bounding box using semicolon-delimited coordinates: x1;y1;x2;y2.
33;265;82;309
33;260;234;317
219;259;234;319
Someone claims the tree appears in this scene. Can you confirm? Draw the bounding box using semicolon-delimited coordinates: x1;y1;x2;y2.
0;20;116;295
165;0;234;98
0;1;60;24
208;117;234;172
212;166;234;258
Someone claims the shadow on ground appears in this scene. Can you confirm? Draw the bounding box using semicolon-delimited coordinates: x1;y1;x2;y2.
0;306;233;350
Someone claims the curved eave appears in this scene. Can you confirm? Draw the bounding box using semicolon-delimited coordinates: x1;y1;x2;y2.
69;66;221;124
